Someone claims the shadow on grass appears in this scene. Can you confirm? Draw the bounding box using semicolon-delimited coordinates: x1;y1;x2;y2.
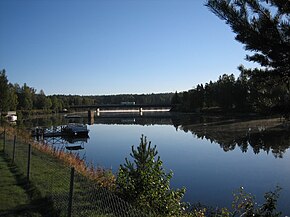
0;151;61;217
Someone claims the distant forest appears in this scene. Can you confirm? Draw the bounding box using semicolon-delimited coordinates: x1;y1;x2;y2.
1;67;289;118
0;69;173;114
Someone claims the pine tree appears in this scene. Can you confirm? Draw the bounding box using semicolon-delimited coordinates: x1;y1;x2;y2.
0;70;10;113
206;0;290;115
116;135;186;216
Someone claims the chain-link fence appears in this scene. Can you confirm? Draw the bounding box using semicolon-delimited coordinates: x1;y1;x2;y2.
1;129;153;217
72;170;151;217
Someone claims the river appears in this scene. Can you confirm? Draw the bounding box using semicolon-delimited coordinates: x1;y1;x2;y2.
27;112;290;214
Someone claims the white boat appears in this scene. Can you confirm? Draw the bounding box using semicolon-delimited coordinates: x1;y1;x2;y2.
61;124;89;137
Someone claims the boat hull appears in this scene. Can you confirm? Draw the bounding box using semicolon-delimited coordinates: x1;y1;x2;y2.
61;124;89;137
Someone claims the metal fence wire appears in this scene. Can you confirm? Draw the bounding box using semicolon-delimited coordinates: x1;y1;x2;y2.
72;171;151;217
1;130;154;217
30;146;72;216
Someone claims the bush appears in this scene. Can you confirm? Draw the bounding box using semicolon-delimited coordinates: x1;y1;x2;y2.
232;186;282;217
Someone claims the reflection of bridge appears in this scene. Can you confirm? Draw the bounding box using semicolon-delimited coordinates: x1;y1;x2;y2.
71;104;172;117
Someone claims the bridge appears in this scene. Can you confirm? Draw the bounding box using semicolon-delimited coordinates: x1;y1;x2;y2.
71;103;171;110
70;103;172;119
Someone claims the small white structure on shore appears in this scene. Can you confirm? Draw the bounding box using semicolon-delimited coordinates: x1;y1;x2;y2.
7;111;17;122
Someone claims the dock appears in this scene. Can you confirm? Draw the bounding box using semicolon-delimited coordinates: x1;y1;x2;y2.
31;124;89;138
32;126;64;138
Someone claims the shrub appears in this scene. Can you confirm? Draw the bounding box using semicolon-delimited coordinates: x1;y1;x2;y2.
232;186;282;217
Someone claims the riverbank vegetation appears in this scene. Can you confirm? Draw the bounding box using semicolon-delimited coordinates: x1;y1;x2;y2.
0;124;119;216
0;124;115;190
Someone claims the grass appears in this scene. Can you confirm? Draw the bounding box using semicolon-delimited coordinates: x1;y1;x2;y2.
0;127;71;217
0;145;43;217
0;125;139;217
0;151;29;210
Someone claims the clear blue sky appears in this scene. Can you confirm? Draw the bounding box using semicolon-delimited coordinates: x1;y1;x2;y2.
0;0;257;96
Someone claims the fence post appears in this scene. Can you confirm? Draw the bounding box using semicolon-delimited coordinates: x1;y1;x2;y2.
3;130;6;152
12;135;16;163
68;167;75;217
27;144;32;182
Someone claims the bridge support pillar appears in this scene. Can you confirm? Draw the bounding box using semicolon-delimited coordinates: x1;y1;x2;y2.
88;110;94;125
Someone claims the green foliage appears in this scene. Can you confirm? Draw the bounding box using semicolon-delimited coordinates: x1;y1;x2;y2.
186;187;282;217
172;67;289;115
0;150;30;211
17;83;35;110
189;203;231;217
206;0;290;75
172;73;254;113
231;186;282;217
51;96;63;113
116;135;186;216
0;69;19;113
171;91;182;106
205;0;290;116
0;69;10;113
35;89;50;110
8;83;19;111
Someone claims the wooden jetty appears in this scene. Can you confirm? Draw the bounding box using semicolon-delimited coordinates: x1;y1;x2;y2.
32;126;63;138
32;124;89;138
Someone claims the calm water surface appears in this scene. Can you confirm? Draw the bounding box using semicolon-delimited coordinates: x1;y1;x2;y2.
36;114;290;214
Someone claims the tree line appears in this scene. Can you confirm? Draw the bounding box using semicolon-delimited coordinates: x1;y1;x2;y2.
173;0;290;118
0;69;173;115
171;66;289;116
0;69;63;114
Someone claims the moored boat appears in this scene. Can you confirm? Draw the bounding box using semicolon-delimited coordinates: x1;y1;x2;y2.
61;124;89;137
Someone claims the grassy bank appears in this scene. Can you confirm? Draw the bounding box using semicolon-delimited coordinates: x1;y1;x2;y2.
0;150;29;215
0;126;88;216
0;141;45;217
0;125;145;217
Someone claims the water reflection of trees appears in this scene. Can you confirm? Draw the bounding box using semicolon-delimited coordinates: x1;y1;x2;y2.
179;120;290;158
23;114;290;158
